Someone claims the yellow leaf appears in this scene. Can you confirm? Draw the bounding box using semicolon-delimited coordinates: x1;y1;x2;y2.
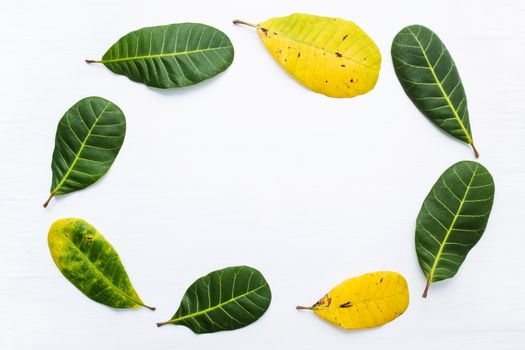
297;271;409;329
234;13;381;98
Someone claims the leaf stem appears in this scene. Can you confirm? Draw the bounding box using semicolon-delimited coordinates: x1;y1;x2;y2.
232;19;258;28
422;278;431;298
156;320;173;327
85;59;100;64
471;143;479;158
143;304;156;311
296;305;313;310
43;192;55;208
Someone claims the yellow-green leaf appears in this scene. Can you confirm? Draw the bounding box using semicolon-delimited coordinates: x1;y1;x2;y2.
48;218;154;310
234;13;381;98
297;271;409;329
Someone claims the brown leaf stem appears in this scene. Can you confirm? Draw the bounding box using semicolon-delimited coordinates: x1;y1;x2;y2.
156;320;172;327
296;305;313;310
471;143;479;158
232;19;258;28
43;192;55;208
422;278;431;298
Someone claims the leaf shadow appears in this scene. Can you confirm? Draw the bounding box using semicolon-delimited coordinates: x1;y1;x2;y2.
110;307;153;313
408;103;476;157
316;316;384;335
84;61;229;97
146;73;227;97
42;169;117;209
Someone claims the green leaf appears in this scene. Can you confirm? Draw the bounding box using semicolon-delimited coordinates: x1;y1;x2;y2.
48;218;154;310
86;23;234;89
416;161;495;298
157;266;271;333
44;97;126;208
391;25;478;158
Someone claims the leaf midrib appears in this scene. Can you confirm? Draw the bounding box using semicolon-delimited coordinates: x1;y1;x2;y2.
407;28;473;145
428;164;478;281
52;100;112;195
169;283;268;324
99;46;233;64
313;291;406;310
258;26;375;70
62;231;144;308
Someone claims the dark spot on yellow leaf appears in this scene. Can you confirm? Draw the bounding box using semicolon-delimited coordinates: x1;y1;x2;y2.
343;34;348;41
325;80;328;83
335;52;342;57
298;52;301;58
350;78;354;83
340;301;353;308
341;64;346;67
261;28;268;36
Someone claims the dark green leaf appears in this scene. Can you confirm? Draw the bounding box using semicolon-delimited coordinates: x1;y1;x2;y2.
416;161;495;297
44;97;125;208
391;25;478;157
87;23;234;89
48;218;154;310
157;266;271;333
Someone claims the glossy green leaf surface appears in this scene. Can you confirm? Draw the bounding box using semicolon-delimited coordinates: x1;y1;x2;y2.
44;97;125;208
87;23;234;88
416;161;495;297
391;25;478;157
48;218;153;310
157;266;271;333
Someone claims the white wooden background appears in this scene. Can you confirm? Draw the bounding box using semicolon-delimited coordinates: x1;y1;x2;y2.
1;0;524;349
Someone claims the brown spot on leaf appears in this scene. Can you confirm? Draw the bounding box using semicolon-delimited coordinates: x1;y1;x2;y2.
261;28;268;36
341;64;346;67
343;34;348;41
340;301;353;308
87;236;93;241
335;52;342;57
350;78;354;83
298;52;301;58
